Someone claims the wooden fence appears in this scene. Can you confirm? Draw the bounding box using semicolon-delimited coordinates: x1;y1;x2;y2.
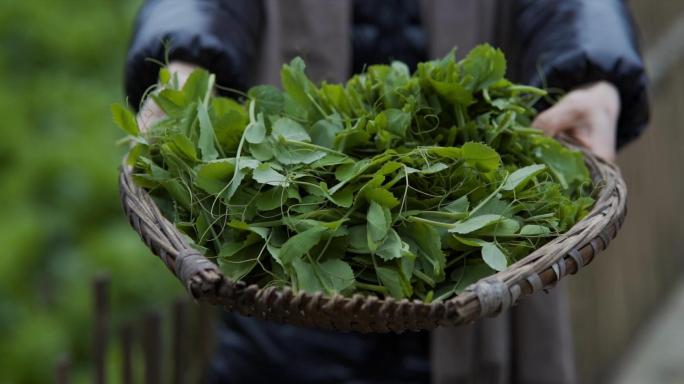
56;275;216;384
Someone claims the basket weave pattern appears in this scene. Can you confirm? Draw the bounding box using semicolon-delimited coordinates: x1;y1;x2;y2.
119;147;626;333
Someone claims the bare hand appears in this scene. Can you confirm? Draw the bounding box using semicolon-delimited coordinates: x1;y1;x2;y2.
137;61;200;133
532;81;620;162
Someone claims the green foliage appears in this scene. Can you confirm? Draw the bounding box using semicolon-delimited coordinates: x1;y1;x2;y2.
0;1;180;383
123;44;595;304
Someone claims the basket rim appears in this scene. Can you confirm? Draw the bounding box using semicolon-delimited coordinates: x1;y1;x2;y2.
119;141;626;333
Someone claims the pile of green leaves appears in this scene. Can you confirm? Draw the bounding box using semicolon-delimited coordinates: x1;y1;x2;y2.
115;44;594;302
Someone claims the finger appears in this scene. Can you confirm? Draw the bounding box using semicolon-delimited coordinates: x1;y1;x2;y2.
584;137;616;163
583;112;617;162
561;128;592;150
532;97;585;137
562;120;615;164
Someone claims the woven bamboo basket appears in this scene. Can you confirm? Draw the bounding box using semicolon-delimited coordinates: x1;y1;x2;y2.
119;142;626;333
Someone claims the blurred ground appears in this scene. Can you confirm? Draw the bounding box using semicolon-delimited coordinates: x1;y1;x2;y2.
609;279;684;384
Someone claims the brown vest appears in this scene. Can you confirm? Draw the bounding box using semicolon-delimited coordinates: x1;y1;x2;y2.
255;0;498;85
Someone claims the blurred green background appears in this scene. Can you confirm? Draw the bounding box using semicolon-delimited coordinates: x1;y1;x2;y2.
0;0;182;382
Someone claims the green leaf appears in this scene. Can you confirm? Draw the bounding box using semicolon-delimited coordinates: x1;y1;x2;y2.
475;218;520;236
481;242;508;271
502;164;546;191
357;174;386;204
227;220;270;240
367;201;392;251
218;240;263;281
449;214;507;234
244;116;266;144
159;67;171;84
272;117;311;142
318;259;355;293
212;97;248;152
472;197;513;217
448;236;488;248
151;92;185;117
366;188;400;208
421;162;449;174
223;167;248;203
278;227;327;265
334;127;371;152
462;142;500;172
319;183;355;208
383;109;411;136
182;69;211;102
160;179;192;210
376;266;410;299
334;159;370;182
283;217;343;234
249;140;275;161
429;79;474;106
379;161;403;176
158;89;187;110
376;229;407;261
248;85;284;116
280;57;316;109
292;258;324;293
254;188;287;211
195;212;211;245
320;83;351;113
194;160;235;194
519;224;551;236
426;146;463;159
197;103;219;160
331;188;355;209
461;44;507;91
310;153;352;168
111;104;139;136
534;138;589;190
126;143;147;167
169;133;197;161
444;196;469;213
311;117;343;148
252;163;288;187
273;143;326;165
348;225;371;254
400;221;445;281
442;262;495;298
236;158;261;170
221;157;261;202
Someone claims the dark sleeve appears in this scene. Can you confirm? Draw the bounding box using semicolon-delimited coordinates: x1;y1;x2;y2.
514;0;650;148
124;0;264;110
